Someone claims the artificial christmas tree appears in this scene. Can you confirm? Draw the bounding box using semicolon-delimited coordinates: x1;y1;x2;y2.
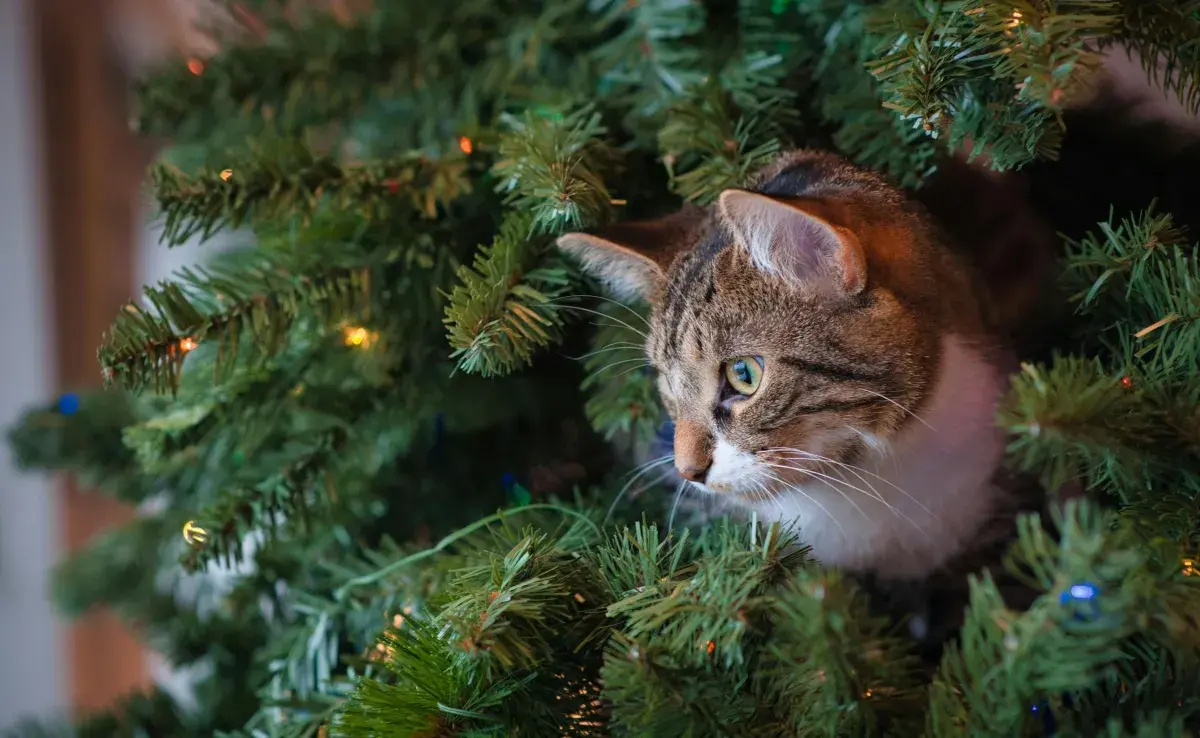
7;1;1200;736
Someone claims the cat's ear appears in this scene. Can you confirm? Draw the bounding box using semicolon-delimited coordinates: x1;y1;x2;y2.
557;205;704;302
717;189;866;295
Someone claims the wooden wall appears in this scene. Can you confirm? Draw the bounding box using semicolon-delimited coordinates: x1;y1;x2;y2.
33;0;150;715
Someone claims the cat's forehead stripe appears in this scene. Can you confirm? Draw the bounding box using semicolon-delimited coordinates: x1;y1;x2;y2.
658;232;727;361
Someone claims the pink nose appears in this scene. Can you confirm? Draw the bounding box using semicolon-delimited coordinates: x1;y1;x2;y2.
677;463;710;483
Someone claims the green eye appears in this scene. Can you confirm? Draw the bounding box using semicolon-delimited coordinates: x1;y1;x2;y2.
724;356;763;396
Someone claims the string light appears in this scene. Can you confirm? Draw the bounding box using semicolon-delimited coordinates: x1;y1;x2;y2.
187;58;205;75
704;640;715;655
1183;558;1197;576
343;326;377;348
178;336;199;353
219;169;234;181
182;520;209;546
1121;376;1133;389
1068;582;1097;600
458;136;473;154
58;392;81;416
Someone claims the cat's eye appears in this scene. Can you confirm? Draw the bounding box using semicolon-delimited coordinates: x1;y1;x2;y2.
723;356;763;396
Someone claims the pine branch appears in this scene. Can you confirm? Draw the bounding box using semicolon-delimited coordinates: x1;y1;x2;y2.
5;389;146;502
659;86;785;204
333;618;525;737
438;528;604;678
865;1;1123;169
764;569;923;735
153;143;470;247
1062;206;1200;370
928;501;1200;737
590;0;708;121
786;0;939;187
608;519;805;670
135;1;506;139
179;427;349;572
601;632;764;736
99;249;374;394
444;213;576;377
999;358;1173;497
1120;1;1200;115
491;106;619;234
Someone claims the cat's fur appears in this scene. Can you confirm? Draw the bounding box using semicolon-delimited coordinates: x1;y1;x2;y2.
559;150;1053;580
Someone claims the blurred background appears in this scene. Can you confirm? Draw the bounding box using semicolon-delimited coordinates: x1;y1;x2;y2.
0;0;228;725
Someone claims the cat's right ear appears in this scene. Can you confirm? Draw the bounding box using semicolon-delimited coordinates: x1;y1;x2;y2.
556;206;703;303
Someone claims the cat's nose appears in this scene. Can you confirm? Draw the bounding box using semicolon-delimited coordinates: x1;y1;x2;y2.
677;462;710;483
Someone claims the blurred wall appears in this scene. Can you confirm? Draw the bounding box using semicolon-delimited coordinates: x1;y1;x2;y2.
0;0;66;726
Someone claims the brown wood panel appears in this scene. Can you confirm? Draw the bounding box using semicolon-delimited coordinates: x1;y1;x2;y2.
33;0;150;716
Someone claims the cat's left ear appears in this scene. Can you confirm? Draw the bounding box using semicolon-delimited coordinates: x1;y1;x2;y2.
717;189;866;295
557;205;704;303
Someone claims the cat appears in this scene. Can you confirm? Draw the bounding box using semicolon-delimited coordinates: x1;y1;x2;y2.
558;150;1055;582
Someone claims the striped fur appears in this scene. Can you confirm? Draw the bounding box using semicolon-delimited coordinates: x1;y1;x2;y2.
559;150;1055;580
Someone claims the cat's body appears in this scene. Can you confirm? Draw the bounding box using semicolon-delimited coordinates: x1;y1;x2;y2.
560;150;1054;581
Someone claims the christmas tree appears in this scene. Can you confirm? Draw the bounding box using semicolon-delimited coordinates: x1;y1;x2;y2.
7;1;1200;736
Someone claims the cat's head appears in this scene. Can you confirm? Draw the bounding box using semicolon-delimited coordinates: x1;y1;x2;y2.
558;151;987;503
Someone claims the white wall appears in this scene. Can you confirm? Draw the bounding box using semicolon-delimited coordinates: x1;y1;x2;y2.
0;0;66;727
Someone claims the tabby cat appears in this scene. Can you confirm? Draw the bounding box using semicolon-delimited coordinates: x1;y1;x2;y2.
558;150;1054;582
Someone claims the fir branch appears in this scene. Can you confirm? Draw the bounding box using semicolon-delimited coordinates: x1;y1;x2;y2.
999;358;1171;497
608;520;804;671
135;1;505;139
866;0;1121;169
590;0;708;121
592;521;693;599
763;568;923;736
1062;206;1200;369
334;618;525;737
928;501;1200;736
659;86;784;204
1120;1;1200;115
179;427;349;572
787;0;939;186
491;106;619;234
601;632;764;736
438;529;602;678
99;251;374;394
5;389;146;502
153;144;471;247
444;213;576;377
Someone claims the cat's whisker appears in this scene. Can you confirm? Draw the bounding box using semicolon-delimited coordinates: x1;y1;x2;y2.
605;455;675;524
565;341;644;362
613;361;653;379
762;462;871;522
588;356;652;378
759;469;846;541
565;293;652;329
763;446;935;518
764;460;932;545
667;479;688;532
551;303;649;340
862;389;936;431
759;447;889;508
